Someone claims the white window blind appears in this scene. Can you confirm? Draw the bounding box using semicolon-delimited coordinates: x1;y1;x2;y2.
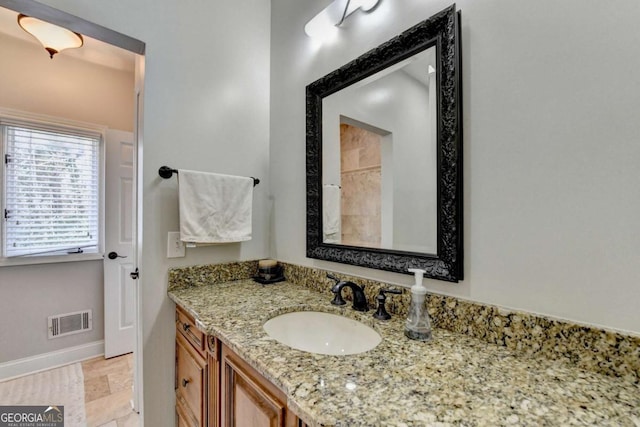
3;123;101;258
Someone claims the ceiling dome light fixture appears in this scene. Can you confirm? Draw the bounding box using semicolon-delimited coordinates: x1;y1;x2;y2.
17;14;84;59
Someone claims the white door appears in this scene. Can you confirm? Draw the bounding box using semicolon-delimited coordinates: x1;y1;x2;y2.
104;129;135;358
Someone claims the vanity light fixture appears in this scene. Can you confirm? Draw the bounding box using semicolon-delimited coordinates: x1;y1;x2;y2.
17;14;84;59
304;0;381;39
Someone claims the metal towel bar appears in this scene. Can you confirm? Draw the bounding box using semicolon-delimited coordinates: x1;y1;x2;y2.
158;166;259;186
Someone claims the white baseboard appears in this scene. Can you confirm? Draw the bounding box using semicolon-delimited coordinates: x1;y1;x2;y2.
0;340;104;382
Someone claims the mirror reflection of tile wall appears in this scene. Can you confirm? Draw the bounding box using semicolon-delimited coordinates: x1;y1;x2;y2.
340;123;382;248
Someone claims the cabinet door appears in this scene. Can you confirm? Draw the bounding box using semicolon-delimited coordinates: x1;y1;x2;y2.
177;397;197;427
221;346;296;427
176;331;208;426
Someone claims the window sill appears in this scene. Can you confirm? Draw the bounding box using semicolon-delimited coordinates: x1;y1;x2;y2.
0;253;104;268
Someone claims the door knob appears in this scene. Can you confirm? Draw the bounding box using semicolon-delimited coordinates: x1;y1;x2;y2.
107;251;127;260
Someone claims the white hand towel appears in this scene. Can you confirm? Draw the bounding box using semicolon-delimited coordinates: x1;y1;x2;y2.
323;184;341;243
178;169;253;243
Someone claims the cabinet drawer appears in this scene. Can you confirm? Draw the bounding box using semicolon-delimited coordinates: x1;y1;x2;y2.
176;307;205;354
176;332;207;426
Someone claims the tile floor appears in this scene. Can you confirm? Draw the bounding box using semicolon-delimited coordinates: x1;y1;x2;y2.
82;353;139;427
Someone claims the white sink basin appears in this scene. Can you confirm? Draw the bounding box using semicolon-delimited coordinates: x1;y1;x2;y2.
263;311;381;356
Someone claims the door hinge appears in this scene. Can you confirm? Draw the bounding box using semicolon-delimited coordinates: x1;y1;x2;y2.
4;154;10;164
4;209;9;220
130;268;139;280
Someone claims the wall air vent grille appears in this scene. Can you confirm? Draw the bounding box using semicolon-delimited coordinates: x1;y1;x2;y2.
48;310;93;339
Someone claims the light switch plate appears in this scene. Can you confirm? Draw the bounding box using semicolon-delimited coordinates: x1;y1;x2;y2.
167;231;186;258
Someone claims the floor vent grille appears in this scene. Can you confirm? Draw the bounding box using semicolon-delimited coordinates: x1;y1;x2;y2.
48;310;93;339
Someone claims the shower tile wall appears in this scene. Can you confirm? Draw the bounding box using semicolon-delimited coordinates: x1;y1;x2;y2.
340;123;382;248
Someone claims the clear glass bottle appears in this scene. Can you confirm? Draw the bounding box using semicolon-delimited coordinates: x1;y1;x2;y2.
404;268;432;341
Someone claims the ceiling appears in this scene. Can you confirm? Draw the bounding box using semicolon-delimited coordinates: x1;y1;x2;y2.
0;6;136;73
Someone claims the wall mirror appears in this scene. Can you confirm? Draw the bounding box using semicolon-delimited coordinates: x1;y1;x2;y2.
306;5;463;282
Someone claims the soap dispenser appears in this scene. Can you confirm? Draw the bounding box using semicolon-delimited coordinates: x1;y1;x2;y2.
404;268;432;341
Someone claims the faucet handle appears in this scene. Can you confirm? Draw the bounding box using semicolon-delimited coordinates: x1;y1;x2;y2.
373;288;402;320
327;274;346;305
326;273;340;283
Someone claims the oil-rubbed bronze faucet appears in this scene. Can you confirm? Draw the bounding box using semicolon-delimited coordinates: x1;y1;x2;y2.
327;274;369;312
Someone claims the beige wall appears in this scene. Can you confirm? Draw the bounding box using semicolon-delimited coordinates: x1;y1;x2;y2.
0;32;134;131
0;261;104;362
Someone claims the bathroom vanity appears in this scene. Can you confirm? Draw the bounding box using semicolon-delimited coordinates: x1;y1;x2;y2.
169;274;639;427
175;304;303;427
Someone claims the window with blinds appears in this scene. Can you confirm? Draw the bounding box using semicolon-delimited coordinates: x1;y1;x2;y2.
2;123;101;258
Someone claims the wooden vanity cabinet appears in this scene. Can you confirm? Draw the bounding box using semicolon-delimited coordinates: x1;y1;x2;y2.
175;306;304;427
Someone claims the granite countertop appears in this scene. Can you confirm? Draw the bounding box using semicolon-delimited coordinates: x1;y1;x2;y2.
168;279;640;427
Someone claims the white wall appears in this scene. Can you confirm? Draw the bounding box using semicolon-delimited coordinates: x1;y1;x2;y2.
271;0;640;334
0;32;135;364
33;0;271;425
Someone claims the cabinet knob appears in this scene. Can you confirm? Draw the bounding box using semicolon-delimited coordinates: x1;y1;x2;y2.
182;323;190;332
182;378;190;388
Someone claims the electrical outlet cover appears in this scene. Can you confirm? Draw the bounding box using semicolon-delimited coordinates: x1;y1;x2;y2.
167;231;186;258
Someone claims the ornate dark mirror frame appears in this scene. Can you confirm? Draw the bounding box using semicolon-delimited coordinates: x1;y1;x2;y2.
306;5;463;282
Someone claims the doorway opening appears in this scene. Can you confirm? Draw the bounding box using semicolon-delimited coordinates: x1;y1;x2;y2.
0;0;145;422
